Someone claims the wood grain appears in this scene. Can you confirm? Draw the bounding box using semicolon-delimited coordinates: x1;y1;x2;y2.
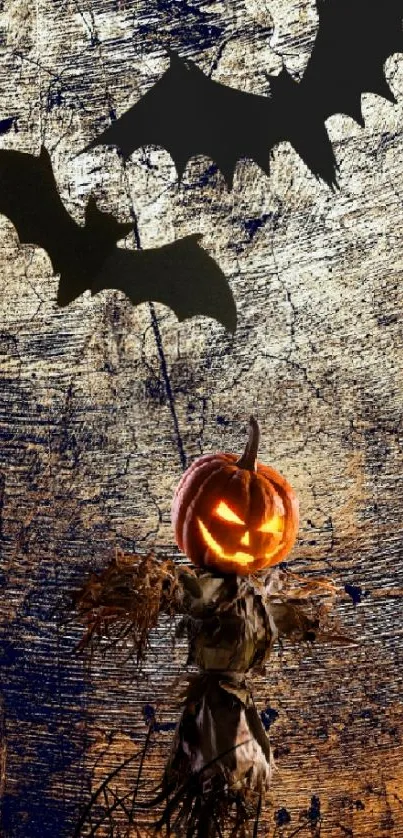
0;0;402;834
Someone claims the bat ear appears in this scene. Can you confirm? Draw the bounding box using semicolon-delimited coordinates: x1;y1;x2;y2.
85;196;132;241
166;49;196;76
38;145;54;172
85;195;101;221
166;49;185;71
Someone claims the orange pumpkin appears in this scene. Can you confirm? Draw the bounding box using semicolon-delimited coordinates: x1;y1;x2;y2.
172;416;299;575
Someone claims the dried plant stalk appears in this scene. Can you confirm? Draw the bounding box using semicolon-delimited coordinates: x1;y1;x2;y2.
72;559;349;836
152;672;269;837
264;568;350;646
155;770;263;838
73;551;185;662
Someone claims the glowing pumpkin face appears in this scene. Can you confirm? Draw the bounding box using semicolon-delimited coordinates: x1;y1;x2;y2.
172;417;299;576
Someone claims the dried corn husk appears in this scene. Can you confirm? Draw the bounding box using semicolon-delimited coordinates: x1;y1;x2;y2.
72;555;348;835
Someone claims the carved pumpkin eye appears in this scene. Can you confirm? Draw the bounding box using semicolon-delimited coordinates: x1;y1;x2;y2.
214;501;245;525
259;514;283;534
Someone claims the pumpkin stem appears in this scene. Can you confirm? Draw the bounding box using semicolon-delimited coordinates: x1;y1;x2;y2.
236;416;260;471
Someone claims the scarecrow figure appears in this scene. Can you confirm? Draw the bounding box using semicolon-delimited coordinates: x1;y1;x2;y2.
75;418;343;836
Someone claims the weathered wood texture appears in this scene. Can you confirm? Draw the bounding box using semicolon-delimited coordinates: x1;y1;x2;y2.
0;0;402;835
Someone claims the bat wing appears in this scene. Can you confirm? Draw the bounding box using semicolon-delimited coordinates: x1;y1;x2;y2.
81;51;273;188
82;3;403;189
301;0;403;124
244;0;403;187
0;147;233;324
0;147;82;275
91;233;237;332
284;0;403;184
0;147;134;306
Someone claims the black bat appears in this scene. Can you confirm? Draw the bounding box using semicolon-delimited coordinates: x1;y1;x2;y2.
81;0;403;188
0;147;236;331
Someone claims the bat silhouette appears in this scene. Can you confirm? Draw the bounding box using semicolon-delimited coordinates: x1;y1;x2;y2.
0;147;236;331
81;0;403;188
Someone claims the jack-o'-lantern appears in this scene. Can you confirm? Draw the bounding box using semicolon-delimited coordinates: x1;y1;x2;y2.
172;416;299;575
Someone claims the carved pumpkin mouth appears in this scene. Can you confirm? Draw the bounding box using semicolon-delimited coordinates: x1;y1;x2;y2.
197;500;285;566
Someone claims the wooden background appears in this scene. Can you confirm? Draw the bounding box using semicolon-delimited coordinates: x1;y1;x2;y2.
0;0;402;834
